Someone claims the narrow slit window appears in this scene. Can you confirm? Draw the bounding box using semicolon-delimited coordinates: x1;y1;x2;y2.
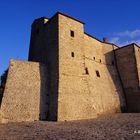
99;59;101;63
96;70;100;77
85;67;89;75
36;29;39;35
70;30;74;37
93;57;95;60
71;52;74;57
112;61;114;65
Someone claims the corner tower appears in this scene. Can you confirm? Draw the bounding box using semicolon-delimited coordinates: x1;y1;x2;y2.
115;44;140;112
29;14;59;121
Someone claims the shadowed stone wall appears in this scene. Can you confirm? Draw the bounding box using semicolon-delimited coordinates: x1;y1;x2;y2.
28;14;59;121
115;44;140;112
0;69;8;108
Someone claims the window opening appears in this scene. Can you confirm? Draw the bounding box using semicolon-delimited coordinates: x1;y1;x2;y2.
96;70;100;77
71;52;74;57
70;30;74;37
85;67;89;75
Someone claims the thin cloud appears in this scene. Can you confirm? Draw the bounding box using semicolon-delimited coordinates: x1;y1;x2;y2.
116;29;140;38
109;29;140;47
110;37;140;47
110;37;120;44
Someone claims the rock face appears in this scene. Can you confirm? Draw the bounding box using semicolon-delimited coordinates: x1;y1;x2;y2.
0;12;140;123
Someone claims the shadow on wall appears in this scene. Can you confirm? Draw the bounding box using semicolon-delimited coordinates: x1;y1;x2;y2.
0;69;8;109
39;51;59;121
0;90;2;108
105;50;127;112
39;64;48;121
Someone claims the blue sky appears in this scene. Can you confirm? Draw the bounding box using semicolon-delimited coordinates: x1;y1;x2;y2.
0;0;140;75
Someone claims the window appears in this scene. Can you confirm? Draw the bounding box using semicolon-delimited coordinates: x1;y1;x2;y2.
99;59;101;63
71;52;74;57
96;70;100;77
112;61;114;65
93;57;95;60
36;29;39;35
85;67;89;75
70;30;74;37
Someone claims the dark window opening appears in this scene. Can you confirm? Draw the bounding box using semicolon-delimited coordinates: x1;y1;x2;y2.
85;67;89;75
112;61;114;65
93;57;95;60
70;30;74;37
99;59;101;63
96;70;100;77
71;52;74;57
36;29;39;35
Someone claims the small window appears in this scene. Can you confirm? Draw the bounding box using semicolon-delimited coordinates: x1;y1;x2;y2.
85;67;89;75
70;30;74;37
112;61;114;65
71;52;74;57
96;70;100;77
99;59;101;63
36;29;39;34
93;57;95;60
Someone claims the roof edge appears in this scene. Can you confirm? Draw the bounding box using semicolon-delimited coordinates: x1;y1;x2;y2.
115;43;140;51
46;11;85;25
57;12;85;24
84;32;102;43
84;32;119;47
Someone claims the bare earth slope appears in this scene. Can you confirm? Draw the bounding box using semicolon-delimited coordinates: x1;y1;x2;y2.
0;114;140;140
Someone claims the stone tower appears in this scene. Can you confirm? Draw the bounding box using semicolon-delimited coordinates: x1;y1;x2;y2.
28;12;125;121
115;44;140;112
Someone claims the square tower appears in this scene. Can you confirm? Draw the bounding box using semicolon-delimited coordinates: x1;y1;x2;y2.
28;12;123;121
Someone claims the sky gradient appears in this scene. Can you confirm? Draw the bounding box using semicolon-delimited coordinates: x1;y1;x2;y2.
0;0;140;75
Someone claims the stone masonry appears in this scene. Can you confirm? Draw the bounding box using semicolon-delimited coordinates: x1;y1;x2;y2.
0;60;48;123
0;12;140;123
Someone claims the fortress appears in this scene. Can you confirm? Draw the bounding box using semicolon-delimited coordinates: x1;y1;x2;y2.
0;12;140;123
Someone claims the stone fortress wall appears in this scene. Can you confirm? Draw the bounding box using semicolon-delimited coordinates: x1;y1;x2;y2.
57;14;125;121
0;12;140;123
115;44;140;112
0;60;48;123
